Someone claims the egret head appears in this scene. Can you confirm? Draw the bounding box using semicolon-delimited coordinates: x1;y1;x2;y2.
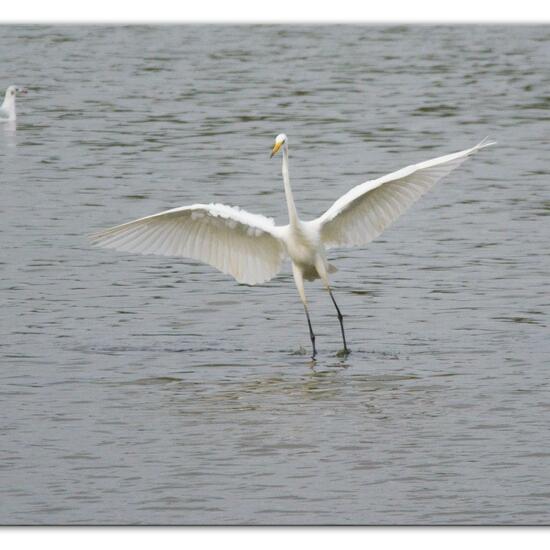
270;133;287;158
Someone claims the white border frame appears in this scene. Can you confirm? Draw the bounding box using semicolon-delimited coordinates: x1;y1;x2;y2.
1;1;550;22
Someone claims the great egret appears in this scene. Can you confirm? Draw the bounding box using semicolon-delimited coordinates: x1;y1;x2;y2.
0;85;28;121
91;134;494;358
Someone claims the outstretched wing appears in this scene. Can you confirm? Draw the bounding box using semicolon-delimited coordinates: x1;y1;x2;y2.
314;138;495;249
90;203;286;285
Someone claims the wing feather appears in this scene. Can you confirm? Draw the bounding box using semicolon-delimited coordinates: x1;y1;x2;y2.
90;203;286;285
316;138;495;249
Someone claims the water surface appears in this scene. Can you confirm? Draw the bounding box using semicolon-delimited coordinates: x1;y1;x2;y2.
1;25;549;524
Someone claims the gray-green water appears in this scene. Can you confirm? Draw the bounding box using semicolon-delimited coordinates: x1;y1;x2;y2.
1;25;549;524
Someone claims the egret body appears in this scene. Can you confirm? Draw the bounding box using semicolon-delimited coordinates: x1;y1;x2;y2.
91;134;494;359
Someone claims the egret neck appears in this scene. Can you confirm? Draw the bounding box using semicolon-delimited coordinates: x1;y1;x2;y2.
281;143;299;227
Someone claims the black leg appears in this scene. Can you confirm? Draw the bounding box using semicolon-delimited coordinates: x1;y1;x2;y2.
328;289;350;354
304;305;317;359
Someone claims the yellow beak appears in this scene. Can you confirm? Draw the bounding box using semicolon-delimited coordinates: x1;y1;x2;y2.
270;141;283;158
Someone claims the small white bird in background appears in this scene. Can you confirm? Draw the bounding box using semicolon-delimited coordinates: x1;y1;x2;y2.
0;85;28;121
91;134;494;359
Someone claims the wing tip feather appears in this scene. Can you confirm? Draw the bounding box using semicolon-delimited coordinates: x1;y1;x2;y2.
474;136;497;150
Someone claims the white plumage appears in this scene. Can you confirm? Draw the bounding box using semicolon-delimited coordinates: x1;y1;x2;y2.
0;85;28;121
91;134;494;358
315;137;494;249
91;203;286;285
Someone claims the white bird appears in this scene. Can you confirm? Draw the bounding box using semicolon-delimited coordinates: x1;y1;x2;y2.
0;85;28;121
91;134;494;358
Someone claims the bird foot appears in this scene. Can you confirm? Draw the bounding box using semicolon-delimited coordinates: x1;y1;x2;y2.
336;348;351;358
